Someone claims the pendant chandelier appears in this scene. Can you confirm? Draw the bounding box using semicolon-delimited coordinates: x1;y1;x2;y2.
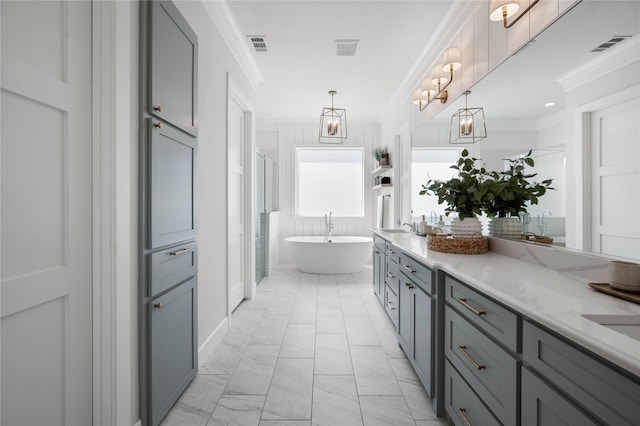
449;90;487;144
319;90;347;144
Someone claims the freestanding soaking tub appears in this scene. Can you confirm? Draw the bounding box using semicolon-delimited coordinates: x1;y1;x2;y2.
284;236;373;274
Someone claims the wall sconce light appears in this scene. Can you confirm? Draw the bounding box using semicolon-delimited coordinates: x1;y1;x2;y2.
449;91;487;144
415;47;461;111
490;0;540;28
319;90;347;144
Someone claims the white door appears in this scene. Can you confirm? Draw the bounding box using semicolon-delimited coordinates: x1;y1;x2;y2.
590;94;640;259
228;98;246;310
1;1;93;425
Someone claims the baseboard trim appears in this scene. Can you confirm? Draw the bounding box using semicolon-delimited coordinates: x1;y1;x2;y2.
198;317;229;366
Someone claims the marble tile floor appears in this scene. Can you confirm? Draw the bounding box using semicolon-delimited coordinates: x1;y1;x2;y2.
161;265;448;426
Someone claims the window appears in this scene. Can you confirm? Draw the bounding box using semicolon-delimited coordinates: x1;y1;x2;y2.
296;148;364;217
411;148;460;218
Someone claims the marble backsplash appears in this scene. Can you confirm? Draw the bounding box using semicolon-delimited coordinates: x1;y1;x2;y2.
488;237;610;283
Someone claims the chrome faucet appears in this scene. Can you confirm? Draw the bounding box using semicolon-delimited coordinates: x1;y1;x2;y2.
537;210;552;236
324;212;334;242
402;222;417;233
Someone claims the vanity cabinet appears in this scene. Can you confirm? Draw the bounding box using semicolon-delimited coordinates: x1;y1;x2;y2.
444;274;519;426
397;253;436;396
372;236;385;304
522;320;640;426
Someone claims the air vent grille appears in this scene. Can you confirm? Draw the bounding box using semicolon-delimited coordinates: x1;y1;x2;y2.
247;35;267;52
336;39;359;56
591;35;632;52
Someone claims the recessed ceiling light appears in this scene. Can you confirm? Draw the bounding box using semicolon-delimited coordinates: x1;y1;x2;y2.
544;102;556;107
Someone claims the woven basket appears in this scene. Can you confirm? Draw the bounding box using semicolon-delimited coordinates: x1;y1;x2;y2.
521;232;553;244
426;233;488;255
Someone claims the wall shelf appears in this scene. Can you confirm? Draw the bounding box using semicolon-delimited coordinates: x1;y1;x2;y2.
372;183;392;190
372;165;392;175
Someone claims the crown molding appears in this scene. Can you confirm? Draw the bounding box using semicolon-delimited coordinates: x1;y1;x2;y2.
202;0;263;90
556;36;640;93
378;0;481;125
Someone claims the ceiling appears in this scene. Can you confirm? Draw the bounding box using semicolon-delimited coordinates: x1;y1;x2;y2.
228;1;640;125
435;0;640;122
227;0;454;122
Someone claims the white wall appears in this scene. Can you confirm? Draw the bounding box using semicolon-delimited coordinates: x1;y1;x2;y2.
257;121;380;264
174;1;257;362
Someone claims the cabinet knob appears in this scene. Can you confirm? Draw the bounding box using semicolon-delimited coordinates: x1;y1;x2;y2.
153;302;163;309
405;283;414;289
153;105;163;112
153;122;163;129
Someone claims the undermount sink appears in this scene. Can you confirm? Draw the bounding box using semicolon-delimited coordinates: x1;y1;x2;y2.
582;314;640;342
380;228;411;233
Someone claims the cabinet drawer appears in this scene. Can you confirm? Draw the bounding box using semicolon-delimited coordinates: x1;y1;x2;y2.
385;257;400;294
523;320;640;426
384;284;399;328
445;359;501;426
521;367;599;426
399;253;434;294
445;306;518;426
149;241;197;297
445;274;519;351
373;235;386;252
384;242;401;264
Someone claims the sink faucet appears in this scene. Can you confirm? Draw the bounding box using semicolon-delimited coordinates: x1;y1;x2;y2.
324;212;334;242
537;210;552;236
402;222;417;233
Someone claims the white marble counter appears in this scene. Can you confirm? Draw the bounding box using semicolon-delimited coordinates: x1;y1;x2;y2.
371;229;640;378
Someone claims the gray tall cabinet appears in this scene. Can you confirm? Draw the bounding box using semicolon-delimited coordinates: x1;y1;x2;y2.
140;2;199;425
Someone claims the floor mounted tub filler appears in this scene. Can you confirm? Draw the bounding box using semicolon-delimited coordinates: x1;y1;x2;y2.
284;236;373;274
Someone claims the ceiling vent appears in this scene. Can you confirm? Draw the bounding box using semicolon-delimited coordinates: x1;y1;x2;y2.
335;39;359;56
247;35;267;52
591;35;632;52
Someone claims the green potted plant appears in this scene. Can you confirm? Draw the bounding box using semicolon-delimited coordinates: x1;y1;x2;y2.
485;150;554;238
373;147;389;166
420;149;497;237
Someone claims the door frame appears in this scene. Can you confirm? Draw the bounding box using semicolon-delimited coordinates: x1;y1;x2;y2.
91;1;137;425
226;73;256;322
573;83;640;252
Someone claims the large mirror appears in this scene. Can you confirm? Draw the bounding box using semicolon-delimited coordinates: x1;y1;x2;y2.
413;0;640;260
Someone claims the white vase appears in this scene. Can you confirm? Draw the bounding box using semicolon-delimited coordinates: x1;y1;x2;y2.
488;217;522;239
450;216;483;239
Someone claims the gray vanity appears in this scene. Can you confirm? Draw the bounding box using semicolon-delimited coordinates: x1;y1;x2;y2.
371;229;640;426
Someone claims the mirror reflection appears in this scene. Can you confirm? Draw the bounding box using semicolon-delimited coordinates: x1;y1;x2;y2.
412;0;640;260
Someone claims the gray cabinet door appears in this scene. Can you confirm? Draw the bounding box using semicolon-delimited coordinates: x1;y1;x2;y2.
149;120;197;249
149;278;197;426
412;285;433;396
150;1;198;136
521;368;599;426
398;279;412;352
372;248;384;304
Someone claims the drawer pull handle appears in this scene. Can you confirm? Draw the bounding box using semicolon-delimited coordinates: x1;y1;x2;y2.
153;105;163;112
386;271;394;278
405;282;414;289
168;248;192;256
457;345;485;370
403;264;416;274
386;248;396;254
457;298;486;316
385;302;396;310
153;303;163;309
153;122;163;129
456;407;473;426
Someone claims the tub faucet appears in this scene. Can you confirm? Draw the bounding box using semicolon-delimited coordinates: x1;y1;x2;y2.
537;210;552;236
324;212;334;242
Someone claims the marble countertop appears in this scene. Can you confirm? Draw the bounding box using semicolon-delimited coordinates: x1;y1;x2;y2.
371;228;640;378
